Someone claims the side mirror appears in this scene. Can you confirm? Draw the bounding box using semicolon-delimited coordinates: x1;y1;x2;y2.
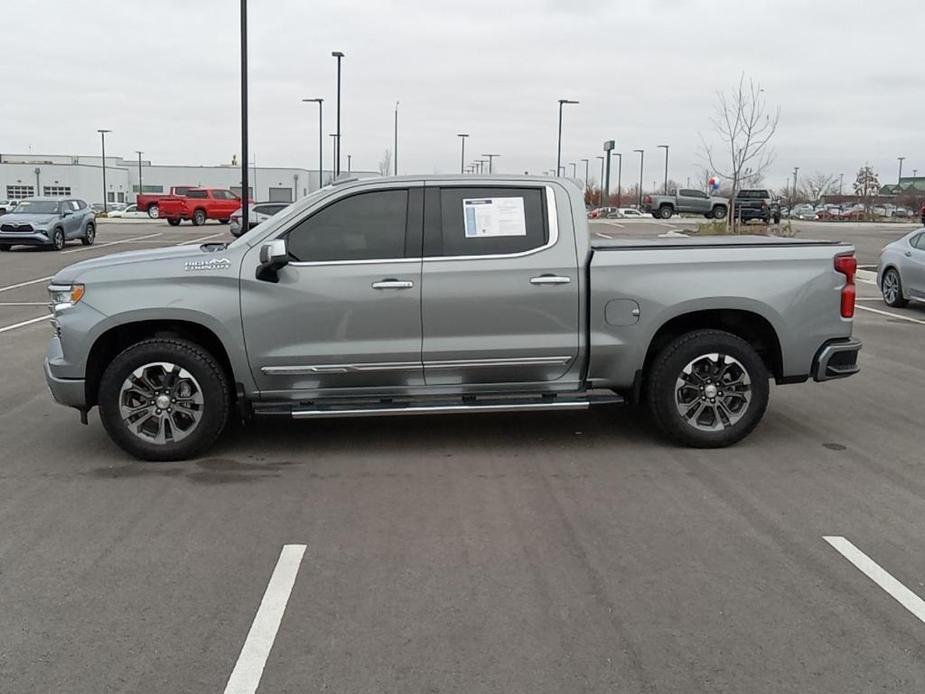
256;239;289;283
61;210;71;217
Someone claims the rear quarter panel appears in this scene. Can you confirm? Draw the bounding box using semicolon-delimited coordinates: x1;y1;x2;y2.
587;242;855;388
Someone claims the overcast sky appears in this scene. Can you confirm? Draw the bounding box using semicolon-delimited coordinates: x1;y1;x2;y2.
3;0;922;190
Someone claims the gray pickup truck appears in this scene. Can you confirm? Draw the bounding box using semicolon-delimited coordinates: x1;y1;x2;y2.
644;189;729;220
44;175;861;461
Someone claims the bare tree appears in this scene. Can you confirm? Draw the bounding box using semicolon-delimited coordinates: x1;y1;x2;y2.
853;164;880;211
701;74;780;229
378;149;392;176
802;171;837;203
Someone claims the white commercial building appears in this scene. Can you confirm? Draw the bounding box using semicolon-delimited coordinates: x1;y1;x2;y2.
0;153;376;204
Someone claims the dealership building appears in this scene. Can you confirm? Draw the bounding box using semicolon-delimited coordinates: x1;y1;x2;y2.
0;152;376;204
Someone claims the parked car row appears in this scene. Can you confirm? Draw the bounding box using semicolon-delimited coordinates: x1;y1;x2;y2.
0;198;96;251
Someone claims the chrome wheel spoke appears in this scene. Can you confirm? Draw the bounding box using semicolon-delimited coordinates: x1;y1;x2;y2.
675;352;752;433
119;361;203;446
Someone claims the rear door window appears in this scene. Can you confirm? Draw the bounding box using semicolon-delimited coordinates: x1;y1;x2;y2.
425;186;548;257
912;233;925;250
187;190;208;199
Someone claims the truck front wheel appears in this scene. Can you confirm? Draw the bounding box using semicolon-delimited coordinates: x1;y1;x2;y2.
148;205;159;219
98;338;232;461
658;205;673;219
646;329;769;448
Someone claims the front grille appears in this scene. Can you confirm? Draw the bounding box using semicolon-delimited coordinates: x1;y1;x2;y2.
0;223;33;232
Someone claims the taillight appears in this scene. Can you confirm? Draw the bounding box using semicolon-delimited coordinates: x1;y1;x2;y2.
835;254;857;318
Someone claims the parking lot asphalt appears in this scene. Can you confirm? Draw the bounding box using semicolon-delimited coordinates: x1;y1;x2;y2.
1;219;924;693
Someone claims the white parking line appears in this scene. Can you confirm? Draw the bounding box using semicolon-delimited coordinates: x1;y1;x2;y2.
856;304;925;326
0;315;47;334
824;536;925;624
0;302;47;306
61;232;163;254
181;232;225;246
0;276;54;294
856;269;877;286
224;544;307;694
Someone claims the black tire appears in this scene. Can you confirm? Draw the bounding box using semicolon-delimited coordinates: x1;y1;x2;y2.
881;267;908;308
98;338;232;461
712;205;727;220
0;245;10;252
51;228;65;251
167;218;181;226
148;205;159;219
81;222;96;246
192;209;206;226
219;219;230;225
646;329;770;448
658;205;673;219
772;213;781;224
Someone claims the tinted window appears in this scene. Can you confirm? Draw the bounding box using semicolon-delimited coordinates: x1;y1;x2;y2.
256;204;286;216
213;190;237;200
428;187;547;257
286;189;408;262
75;200;87;209
69;200;80;211
912;233;925;250
736;190;770;199
679;189;706;198
187;190;208;199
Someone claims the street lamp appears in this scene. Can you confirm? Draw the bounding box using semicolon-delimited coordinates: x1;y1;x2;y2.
347;154;352;173
394;100;399;175
614;152;622;207
239;0;249;229
329;134;337;175
839;173;844;196
633;149;645;208
657;144;669;194
569;162;577;178
97;129;111;212
596;155;605;206
556;99;579;177
331;51;344;176
478;159;488;174
580;158;589;193
897;156;905;185
792;166;800;206
482;153;499;174
302;98;323;188
135;150;143;203
457;133;469;174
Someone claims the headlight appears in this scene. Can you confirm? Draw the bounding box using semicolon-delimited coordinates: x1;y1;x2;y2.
48;284;85;312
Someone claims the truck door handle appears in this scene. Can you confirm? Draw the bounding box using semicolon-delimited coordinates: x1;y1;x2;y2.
371;279;414;289
530;275;571;285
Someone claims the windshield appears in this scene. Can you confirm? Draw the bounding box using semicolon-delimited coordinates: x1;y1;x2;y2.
736;190;770;199
12;201;60;214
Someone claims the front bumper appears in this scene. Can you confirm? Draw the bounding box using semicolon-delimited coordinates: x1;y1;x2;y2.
45;337;87;409
812;337;862;382
0;231;52;247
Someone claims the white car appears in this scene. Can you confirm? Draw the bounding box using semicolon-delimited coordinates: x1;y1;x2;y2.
229;202;291;237
106;204;150;219
615;208;647;218
0;199;19;215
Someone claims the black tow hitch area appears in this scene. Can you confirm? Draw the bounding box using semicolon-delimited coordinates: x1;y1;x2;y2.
79;408;89;425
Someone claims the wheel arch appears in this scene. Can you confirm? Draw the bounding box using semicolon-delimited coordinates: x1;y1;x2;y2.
85;319;236;408
642;308;783;383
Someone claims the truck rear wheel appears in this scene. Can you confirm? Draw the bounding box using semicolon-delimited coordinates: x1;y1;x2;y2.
646;329;769;448
658;205;673;219
712;205;727;220
98;338;231;461
192;209;206;226
167;218;181;226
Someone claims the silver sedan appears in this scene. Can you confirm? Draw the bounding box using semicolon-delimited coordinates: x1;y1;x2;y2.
878;228;925;307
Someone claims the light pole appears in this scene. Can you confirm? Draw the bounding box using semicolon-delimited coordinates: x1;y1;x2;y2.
792;166;800;205
478;159;488;174
614;152;622;207
897;156;905;185
331;51;344;177
457;133;469;175
329;134;337;176
347;154;352;173
657;144;669;194
239;0;249;229
97;129;111;212
135;150;143;203
556;99;579;177
580;158;589;193
839;173;844;197
482;153;499;174
596;155;605;206
302;98;323;188
634;149;645;208
394;100;399;175
569;162;577;178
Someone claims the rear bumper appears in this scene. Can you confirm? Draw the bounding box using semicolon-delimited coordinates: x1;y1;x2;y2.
812;337;862;382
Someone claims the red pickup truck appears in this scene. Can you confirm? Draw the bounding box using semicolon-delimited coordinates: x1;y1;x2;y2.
159;188;243;226
136;186;195;219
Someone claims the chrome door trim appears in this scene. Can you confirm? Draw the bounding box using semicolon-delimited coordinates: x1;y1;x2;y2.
371;280;414;289
262;361;421;375
424;355;573;370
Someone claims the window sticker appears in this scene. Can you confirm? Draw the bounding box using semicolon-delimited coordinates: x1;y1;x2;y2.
462;197;527;238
